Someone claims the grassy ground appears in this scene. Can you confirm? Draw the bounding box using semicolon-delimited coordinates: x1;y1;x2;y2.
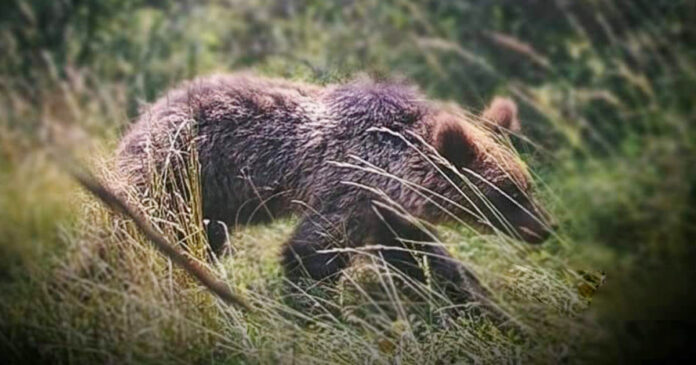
1;1;695;363
0;149;599;363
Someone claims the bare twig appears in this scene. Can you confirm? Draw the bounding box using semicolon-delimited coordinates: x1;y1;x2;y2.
55;154;251;311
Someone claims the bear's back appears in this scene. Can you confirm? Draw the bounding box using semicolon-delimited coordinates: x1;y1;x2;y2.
115;73;436;224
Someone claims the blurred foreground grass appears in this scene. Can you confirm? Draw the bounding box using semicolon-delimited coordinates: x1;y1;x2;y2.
1;0;695;363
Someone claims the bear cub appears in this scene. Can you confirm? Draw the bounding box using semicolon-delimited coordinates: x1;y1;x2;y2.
117;73;554;304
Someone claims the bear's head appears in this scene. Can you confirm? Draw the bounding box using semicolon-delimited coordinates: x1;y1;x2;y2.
428;97;553;244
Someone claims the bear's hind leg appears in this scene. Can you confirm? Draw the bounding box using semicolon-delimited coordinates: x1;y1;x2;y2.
205;219;231;257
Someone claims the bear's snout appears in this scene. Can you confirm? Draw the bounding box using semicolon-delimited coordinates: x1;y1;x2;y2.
483;190;555;244
512;202;555;244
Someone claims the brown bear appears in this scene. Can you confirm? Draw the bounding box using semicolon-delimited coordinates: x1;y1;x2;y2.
116;73;553;303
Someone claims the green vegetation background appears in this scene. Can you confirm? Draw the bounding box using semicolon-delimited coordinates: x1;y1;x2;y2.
1;0;695;363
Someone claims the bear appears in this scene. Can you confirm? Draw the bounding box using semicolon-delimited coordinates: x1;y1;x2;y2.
116;73;554;304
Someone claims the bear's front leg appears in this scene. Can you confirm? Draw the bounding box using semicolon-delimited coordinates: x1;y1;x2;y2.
372;213;490;304
281;212;358;283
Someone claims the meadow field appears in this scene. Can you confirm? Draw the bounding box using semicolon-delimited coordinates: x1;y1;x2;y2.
1;1;695;363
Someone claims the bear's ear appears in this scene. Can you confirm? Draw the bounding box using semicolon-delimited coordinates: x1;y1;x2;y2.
481;97;520;133
432;118;477;167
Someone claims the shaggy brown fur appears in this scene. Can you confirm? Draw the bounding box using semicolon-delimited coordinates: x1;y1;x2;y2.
116;73;552;303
